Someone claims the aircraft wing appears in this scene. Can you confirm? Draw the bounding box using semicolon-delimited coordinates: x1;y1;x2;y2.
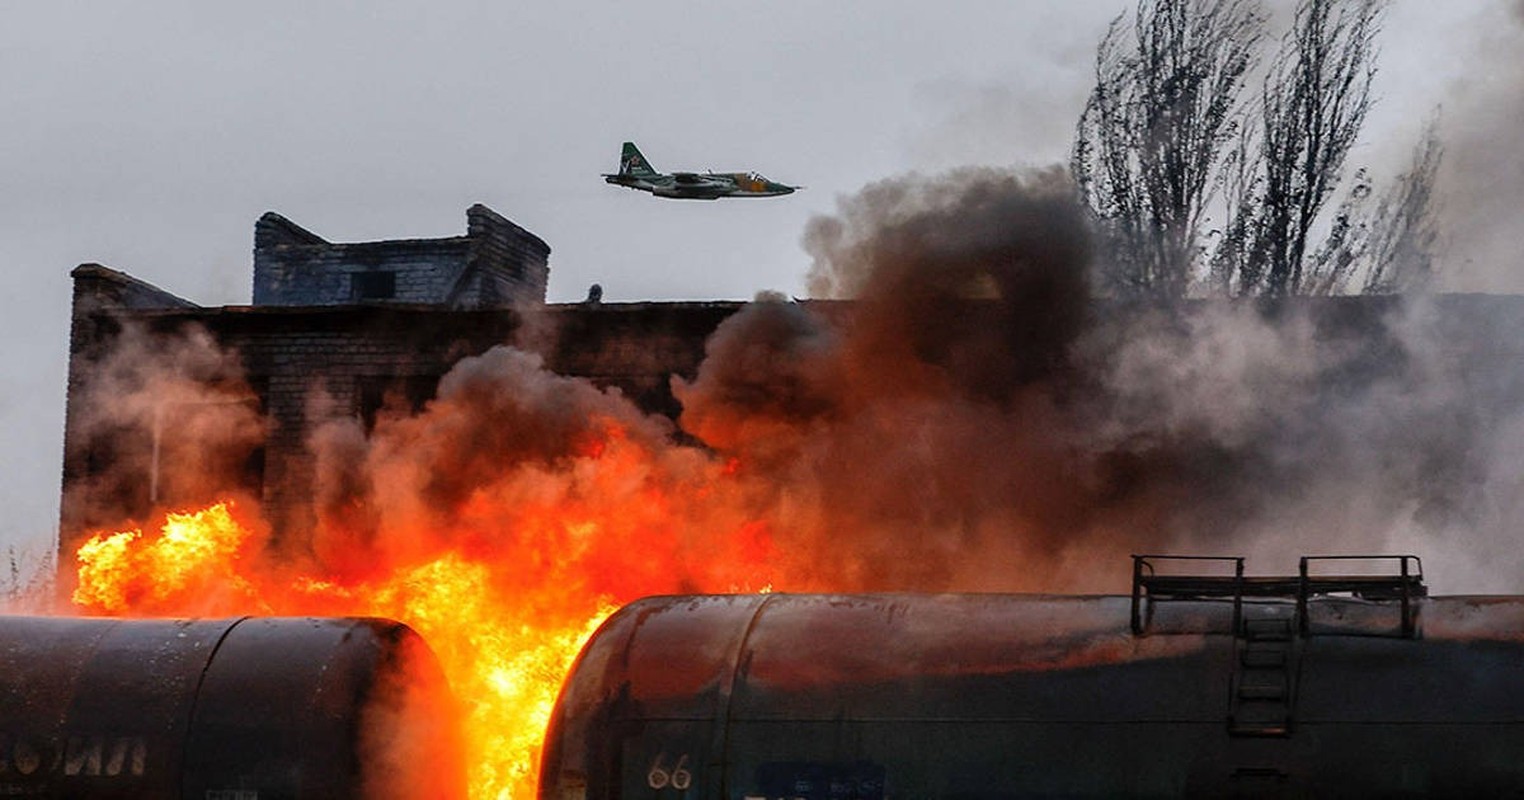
672;172;715;186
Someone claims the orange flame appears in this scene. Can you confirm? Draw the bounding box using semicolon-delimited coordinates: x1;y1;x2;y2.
72;503;262;614
72;496;769;800
66;351;796;799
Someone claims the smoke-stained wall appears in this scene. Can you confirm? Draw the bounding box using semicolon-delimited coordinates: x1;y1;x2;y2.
60;269;739;558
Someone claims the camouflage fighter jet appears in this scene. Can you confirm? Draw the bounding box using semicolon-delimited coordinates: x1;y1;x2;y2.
603;142;799;200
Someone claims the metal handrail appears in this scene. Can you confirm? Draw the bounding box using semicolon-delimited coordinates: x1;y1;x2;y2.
1298;555;1424;637
1133;554;1425;638
1131;555;1245;635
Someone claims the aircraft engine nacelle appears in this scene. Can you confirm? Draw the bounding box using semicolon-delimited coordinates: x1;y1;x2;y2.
651;185;718;200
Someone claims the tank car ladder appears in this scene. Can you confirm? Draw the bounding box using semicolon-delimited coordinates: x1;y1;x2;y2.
1230;607;1296;736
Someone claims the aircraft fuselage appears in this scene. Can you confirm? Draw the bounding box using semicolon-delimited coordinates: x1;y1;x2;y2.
603;142;798;200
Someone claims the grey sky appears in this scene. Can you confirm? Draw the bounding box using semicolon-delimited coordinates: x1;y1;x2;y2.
0;2;1505;564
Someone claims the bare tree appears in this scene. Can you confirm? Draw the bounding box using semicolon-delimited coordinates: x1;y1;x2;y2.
1301;166;1374;295
1207;123;1262;293
1297;119;1442;295
1360;119;1443;294
1232;0;1387;295
3;544;55;612
1077;0;1437;298
1072;0;1261;299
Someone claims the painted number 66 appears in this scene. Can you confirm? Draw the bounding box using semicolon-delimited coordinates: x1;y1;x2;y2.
647;753;693;791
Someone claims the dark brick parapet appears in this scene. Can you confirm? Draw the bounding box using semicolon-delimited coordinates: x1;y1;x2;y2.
252;204;549;309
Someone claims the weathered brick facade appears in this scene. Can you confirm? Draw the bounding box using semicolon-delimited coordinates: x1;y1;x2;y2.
252;204;549;308
60;206;740;555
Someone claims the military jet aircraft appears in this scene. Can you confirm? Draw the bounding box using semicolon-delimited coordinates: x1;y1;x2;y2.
603;142;799;200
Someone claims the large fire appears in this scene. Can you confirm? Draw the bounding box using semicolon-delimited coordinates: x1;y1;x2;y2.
70;496;773;800
60;169;1346;797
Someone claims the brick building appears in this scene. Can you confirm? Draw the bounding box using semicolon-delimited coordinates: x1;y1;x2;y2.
58;204;1524;566
59;205;741;552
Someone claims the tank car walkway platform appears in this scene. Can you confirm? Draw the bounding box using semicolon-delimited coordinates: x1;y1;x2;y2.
1128;554;1426;738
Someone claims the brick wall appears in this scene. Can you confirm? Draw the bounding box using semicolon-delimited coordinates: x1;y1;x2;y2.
59;278;1524;567
56;292;738;556
252;205;549;309
466;204;551;307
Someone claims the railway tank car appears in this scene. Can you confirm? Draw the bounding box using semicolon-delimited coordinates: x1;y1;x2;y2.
541;555;1524;798
0;615;464;800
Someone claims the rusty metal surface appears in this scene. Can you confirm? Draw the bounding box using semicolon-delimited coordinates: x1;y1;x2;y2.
0;615;458;800
541;593;1524;799
541;594;767;800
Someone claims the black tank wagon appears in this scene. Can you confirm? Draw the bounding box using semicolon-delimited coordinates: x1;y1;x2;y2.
540;555;1524;798
0;615;463;799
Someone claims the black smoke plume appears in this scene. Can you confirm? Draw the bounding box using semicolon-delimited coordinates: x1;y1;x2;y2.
678;167;1511;591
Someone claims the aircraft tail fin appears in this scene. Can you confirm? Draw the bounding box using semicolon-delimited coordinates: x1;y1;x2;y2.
618;142;659;178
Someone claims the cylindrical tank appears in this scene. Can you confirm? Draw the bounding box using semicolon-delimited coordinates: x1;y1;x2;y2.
0;616;464;800
541;593;1524;798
